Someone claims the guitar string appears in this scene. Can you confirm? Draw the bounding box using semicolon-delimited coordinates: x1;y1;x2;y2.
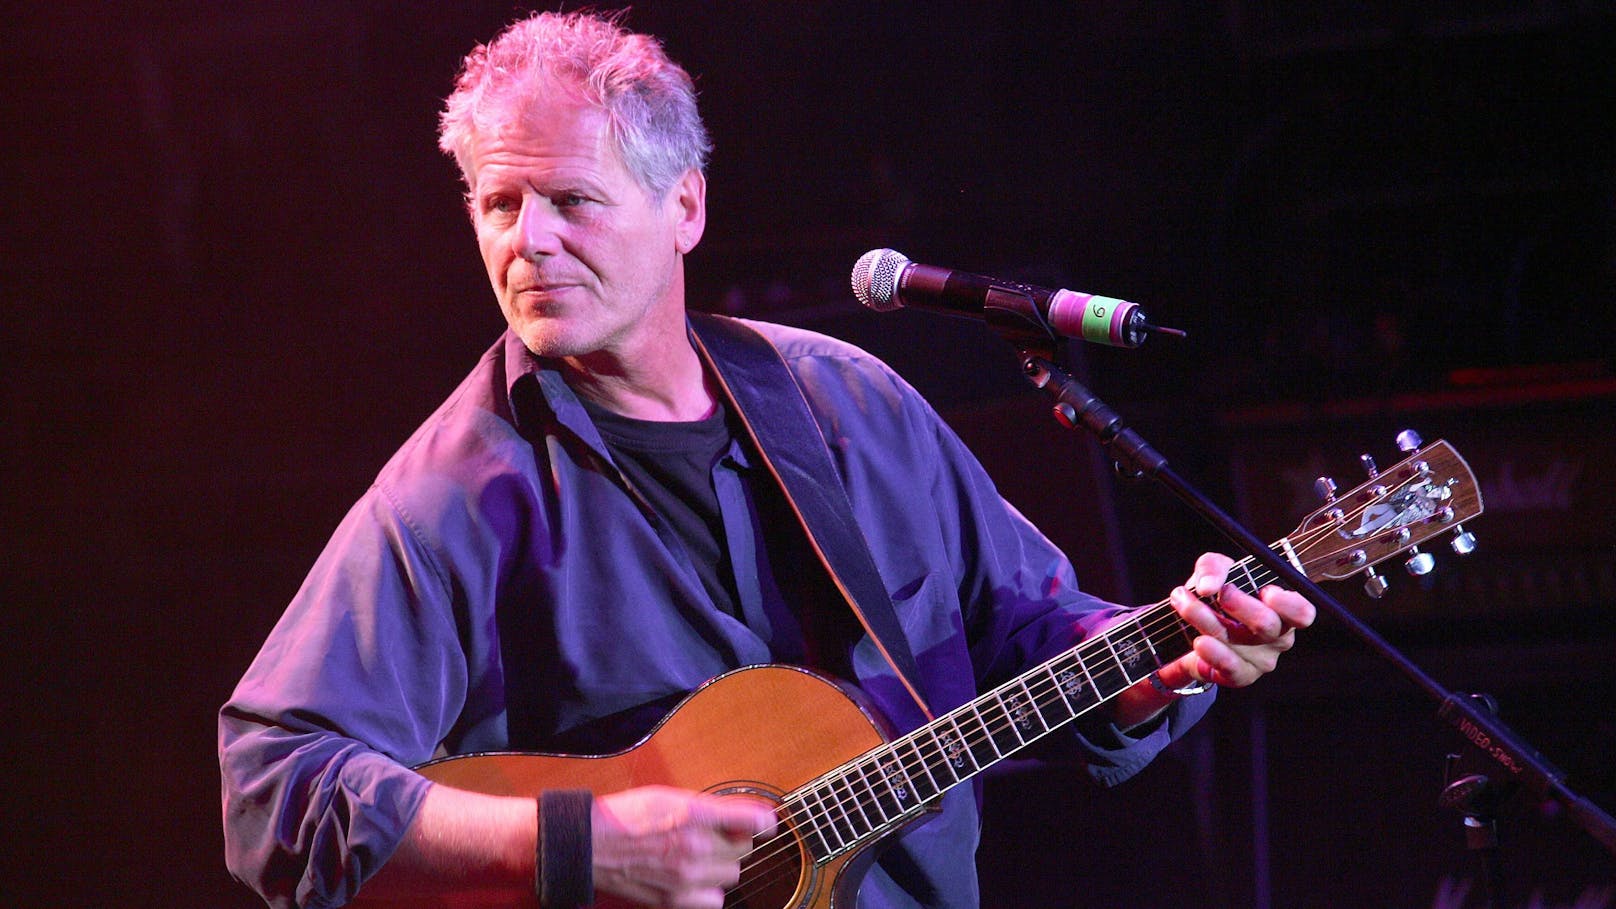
726;559;1283;902
727;480;1448;900
728;503;1383;901
729;535;1346;902
720;581;1247;906
729;575;1361;903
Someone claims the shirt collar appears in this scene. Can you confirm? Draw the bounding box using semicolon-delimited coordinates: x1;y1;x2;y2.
500;330;598;447
500;320;743;465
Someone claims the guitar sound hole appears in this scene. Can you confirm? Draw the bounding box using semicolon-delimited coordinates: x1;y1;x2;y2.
728;828;809;909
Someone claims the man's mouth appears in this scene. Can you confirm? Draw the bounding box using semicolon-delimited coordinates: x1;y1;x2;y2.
513;284;576;302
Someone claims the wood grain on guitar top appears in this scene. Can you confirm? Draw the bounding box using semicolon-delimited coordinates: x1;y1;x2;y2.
356;665;898;909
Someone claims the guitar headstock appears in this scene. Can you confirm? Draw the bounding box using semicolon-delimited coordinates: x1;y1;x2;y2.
1287;434;1483;597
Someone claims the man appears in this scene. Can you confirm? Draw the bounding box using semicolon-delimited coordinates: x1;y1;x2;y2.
219;11;1314;909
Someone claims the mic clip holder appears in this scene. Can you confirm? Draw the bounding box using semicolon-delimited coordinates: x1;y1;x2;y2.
983;287;1186;357
982;289;1066;360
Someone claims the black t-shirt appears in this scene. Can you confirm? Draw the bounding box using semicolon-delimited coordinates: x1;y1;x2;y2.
582;396;743;619
579;395;856;675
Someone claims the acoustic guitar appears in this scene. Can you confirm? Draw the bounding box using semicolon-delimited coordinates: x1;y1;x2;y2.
365;437;1482;908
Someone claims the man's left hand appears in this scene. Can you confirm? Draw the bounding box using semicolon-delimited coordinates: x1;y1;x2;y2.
1162;551;1317;689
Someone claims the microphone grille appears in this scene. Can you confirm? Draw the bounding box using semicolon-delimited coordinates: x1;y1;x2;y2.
850;248;909;311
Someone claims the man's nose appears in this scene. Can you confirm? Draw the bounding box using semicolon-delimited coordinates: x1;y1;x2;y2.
515;199;564;262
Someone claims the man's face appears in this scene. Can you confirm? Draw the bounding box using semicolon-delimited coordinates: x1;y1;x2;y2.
467;93;704;363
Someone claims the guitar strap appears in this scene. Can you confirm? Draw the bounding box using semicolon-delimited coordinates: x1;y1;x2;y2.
688;312;933;719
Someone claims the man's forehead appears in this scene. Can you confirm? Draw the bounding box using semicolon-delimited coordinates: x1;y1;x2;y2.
467;100;622;183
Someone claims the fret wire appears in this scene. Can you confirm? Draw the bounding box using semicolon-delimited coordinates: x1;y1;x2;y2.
929;723;966;782
1015;677;1051;734
1076;647;1100;701
1044;663;1073;714
1159;607;1195;654
879;745;921;809
901;734;942;799
992;691;1028;747
794;532;1324;863
803;788;845;852
982;689;1021;747
1043;670;1071;720
1237;559;1259;593
825;776;863;844
929;537;1317;789
1102;633;1128;678
851;757;890;823
970;701;1006;758
1027;671;1062;725
1105;627;1144;682
808;603;1189;833
1087;653;1130;695
952;711;991;767
1137;611;1163;668
878;626;1149;791
773;794;800;832
795;795;833;859
824;780;860;846
1060;643;1098;708
907;727;939;786
1177;610;1198;649
832;771;873;835
940;716;974;775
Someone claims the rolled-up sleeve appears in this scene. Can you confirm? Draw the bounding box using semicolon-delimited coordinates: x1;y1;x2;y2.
219;487;467;908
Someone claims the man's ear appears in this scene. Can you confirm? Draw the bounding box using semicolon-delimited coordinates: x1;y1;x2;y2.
670;167;707;255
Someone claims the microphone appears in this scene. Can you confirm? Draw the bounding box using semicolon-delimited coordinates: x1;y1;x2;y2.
850;248;1184;348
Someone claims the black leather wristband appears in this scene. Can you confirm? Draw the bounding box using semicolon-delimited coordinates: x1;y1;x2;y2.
537;789;593;908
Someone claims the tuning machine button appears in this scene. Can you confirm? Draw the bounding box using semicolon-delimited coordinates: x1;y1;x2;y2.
1314;477;1338;502
1451;525;1477;556
1363;567;1390;598
1404;547;1435;576
1396;430;1424;453
1360;454;1380;478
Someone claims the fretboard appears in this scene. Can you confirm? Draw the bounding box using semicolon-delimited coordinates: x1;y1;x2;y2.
781;540;1299;861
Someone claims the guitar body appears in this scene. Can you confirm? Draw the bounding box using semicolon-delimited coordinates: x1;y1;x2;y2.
412;665;906;909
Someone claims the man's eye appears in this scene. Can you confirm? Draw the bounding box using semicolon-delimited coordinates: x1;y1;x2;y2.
488;196;518;214
555;192;589;208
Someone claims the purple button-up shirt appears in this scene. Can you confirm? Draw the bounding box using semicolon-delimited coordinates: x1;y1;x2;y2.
219;317;1210;908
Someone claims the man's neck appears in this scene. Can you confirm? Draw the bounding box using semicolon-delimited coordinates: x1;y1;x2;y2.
560;338;716;422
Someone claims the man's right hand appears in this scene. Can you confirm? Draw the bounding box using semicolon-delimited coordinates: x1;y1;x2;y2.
592;785;779;909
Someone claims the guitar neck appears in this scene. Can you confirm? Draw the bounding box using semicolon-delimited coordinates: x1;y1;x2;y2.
783;539;1301;861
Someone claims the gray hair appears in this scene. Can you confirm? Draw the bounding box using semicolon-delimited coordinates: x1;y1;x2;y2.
438;10;712;198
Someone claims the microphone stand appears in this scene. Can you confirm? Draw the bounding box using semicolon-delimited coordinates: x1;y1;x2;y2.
1013;347;1616;894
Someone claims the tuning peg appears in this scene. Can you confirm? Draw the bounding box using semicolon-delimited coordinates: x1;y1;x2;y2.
1396;430;1424;453
1404;547;1435;576
1363;566;1389;598
1360;454;1380;478
1451;525;1477;556
1314;477;1338;502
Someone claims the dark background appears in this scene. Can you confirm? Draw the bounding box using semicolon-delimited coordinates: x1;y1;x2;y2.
6;3;1615;907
